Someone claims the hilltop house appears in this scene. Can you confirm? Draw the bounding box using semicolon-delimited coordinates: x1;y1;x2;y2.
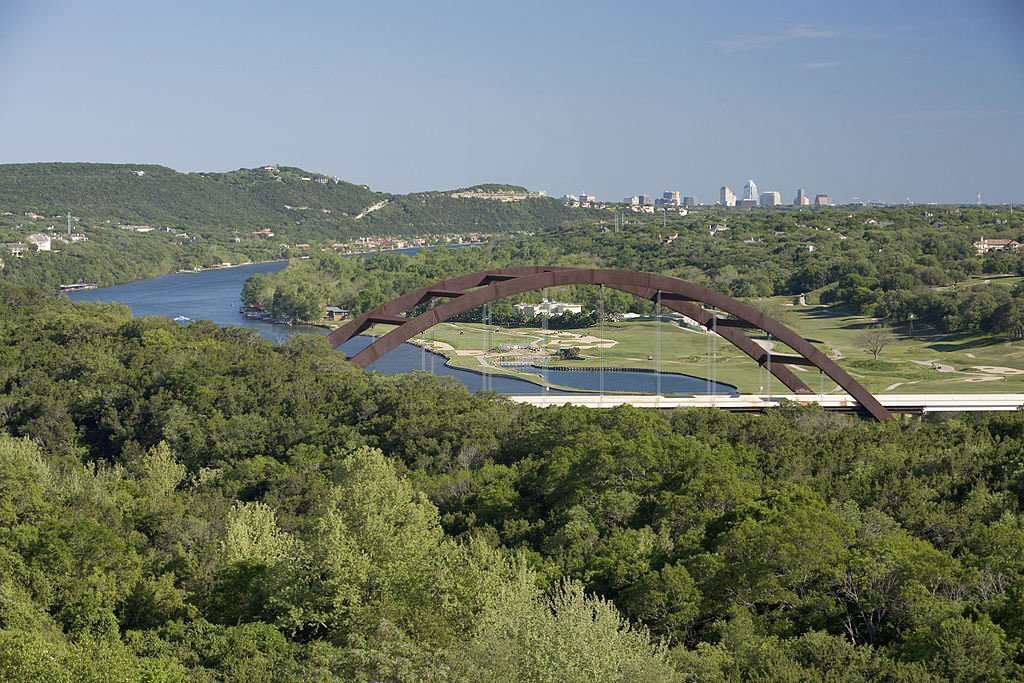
974;238;1022;255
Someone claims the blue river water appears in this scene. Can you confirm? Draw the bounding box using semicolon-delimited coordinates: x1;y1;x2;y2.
68;256;733;395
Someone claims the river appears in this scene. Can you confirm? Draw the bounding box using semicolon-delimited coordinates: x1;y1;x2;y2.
68;257;733;395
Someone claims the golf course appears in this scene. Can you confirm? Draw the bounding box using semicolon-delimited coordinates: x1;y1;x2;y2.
374;295;1024;395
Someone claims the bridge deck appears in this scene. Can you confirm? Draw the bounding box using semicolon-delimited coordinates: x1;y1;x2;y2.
505;394;1024;414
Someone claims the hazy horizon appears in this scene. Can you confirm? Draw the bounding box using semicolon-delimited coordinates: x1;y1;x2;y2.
1;0;1021;204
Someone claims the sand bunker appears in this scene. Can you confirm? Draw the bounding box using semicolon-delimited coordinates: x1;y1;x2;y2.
533;330;618;349
971;366;1024;375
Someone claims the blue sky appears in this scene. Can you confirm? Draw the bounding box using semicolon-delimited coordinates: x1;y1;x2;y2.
0;0;1021;203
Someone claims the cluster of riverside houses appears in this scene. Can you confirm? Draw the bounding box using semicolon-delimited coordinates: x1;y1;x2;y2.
1;230;89;260
2;233;57;258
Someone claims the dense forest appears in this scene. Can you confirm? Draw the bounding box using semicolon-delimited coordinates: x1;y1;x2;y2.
2;282;1023;680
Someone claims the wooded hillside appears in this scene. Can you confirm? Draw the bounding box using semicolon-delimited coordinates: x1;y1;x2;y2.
0;163;575;240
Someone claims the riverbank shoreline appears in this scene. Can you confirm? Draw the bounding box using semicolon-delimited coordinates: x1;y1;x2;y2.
176;258;286;275
54;257;289;293
57;242;480;293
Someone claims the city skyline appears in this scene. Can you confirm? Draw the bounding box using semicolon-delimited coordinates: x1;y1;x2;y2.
0;1;1022;203
623;180;831;208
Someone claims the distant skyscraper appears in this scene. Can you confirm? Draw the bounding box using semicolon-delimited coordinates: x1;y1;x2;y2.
579;192;595;203
625;195;640;205
793;188;809;206
662;190;681;206
737;198;758;208
683;196;698;207
759;191;781;206
743;179;758;200
638;194;652;206
720;186;736;207
814;194;830;207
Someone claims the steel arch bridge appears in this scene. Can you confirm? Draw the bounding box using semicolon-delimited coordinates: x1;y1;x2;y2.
328;266;892;422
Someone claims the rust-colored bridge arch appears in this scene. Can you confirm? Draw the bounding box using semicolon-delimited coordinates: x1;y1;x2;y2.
328;267;892;421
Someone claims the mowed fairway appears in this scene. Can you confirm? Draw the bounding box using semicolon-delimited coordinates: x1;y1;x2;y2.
782;300;1024;394
367;300;1024;394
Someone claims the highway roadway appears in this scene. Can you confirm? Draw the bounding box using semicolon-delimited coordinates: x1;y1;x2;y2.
506;394;1024;414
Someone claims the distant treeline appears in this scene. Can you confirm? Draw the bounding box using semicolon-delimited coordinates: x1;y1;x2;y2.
245;206;1024;338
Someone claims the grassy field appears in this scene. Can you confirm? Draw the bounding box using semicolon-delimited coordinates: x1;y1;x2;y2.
376;299;1024;394
958;273;1024;289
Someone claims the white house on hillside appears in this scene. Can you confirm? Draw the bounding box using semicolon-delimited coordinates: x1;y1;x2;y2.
974;238;1022;255
26;233;52;251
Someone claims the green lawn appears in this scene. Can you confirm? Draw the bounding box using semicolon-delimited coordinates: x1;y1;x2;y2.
366;304;1024;395
778;299;1024;394
957;273;1024;289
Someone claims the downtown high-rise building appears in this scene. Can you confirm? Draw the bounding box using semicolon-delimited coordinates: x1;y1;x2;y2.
743;179;758;201
683;196;698;208
759;191;781;206
662;190;681;206
720;186;736;207
814;194;830;207
793;188;809;206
